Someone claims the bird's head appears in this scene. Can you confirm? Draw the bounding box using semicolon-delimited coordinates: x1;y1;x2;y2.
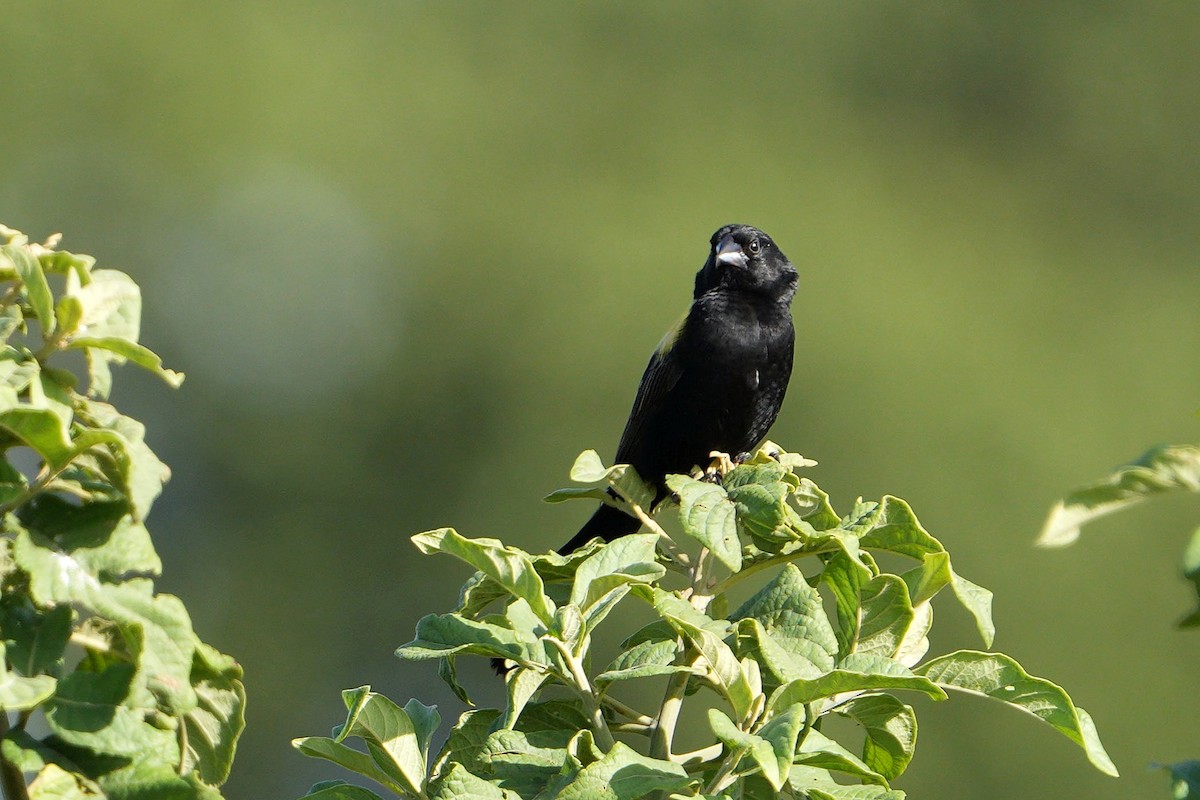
694;224;797;303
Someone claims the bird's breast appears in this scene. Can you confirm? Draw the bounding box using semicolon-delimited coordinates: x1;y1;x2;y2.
689;298;792;364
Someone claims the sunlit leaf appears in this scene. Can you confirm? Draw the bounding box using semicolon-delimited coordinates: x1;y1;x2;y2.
915;650;1117;776
1039;444;1200;547
554;741;691;800
3;242;54;333
836;694;917;780
413;528;556;627
667;474;741;571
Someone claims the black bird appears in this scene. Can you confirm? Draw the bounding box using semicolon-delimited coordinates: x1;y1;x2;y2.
560;224;797;553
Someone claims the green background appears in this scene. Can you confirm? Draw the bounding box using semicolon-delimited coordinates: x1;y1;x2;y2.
3;3;1199;798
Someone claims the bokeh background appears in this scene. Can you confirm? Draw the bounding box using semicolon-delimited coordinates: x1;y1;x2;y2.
3;3;1199;798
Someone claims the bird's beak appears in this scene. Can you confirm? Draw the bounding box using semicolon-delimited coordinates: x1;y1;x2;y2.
715;235;748;269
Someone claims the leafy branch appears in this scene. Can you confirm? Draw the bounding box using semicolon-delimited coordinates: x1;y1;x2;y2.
0;225;244;800
294;444;1116;799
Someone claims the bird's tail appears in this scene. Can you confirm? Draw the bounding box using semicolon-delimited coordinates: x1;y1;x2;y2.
558;503;642;554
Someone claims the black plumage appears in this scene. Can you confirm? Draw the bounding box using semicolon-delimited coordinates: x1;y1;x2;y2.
560;224;797;553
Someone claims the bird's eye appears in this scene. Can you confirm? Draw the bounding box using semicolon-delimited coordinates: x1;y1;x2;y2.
748;238;761;255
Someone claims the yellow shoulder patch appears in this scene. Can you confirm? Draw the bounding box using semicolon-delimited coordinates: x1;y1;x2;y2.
654;312;687;357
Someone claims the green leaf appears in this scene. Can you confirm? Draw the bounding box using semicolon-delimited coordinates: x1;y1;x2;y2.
296;782;387;800
478;728;575;797
429;709;498;780
666;475;741;572
836;694;917;780
0;730;97;791
569;449;609;482
14;530;198;712
43;661;178;763
455;572;510;619
708;708;782;789
84;348;113;400
900;552;952;606
37;247;94;279
841;503;995;648
725;461;796;544
183;642;247;785
27;762;98;799
630;585;756;722
78;401;173;520
569;533;664;627
0;643;57;709
0;458;27;506
96;763;224;800
70;269;141;342
731;563;838;682
554;741;692;800
500;667;548;730
428;762;508;800
914;650;1118;776
69;337;184;389
413;528;556;627
805;786;907;800
397;612;544;666
795;478;841;531
858;496;943;560
4;242;55;333
0;304;24;342
0;401;75;468
543;486;610;503
754;703;808;790
795;729;889;786
948;566;995;648
735;618;823;685
595;639;693;687
292;737;405;796
1039;444;1200;547
22;497;162;578
334;687;439;798
821;550;873;659
1;601;73;676
893;601;933;669
768;654;945;710
513;699;593;736
856;575;915;660
55;294;84;338
565;450;656;511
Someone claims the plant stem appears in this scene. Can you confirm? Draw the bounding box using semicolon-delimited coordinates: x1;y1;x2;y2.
549;638;614;751
600;695;655;727
704;745;748;795
0;713;30;800
670;743;723;767
0;461;73;517
625;499;669;542
176;715;188;775
648;652;691;760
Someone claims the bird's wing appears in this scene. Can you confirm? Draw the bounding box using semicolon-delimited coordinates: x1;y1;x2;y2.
613;313;687;463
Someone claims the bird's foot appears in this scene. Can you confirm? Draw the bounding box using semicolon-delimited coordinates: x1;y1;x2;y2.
703;451;737;483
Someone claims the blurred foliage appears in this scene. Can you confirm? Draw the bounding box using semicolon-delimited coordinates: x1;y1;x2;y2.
1041;439;1200;798
1041;443;1200;626
0;227;243;798
2;2;1198;798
